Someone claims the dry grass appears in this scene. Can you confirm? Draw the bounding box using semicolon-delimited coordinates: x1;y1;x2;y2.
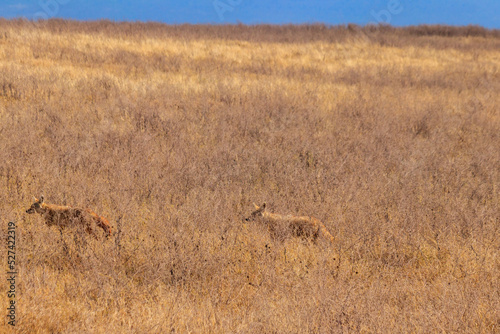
0;20;499;333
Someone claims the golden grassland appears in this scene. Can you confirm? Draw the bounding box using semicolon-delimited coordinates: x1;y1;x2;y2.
0;20;499;333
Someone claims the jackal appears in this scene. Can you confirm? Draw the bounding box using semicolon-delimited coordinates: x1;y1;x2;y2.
25;196;112;238
245;203;334;244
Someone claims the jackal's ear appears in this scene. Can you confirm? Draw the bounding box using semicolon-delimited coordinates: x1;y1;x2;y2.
261;202;266;210
39;195;44;203
33;196;37;201
253;203;259;210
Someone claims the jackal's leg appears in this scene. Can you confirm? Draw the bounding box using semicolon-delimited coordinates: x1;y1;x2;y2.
59;227;69;254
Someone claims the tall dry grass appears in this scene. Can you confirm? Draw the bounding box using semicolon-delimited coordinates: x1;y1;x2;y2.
0;20;498;333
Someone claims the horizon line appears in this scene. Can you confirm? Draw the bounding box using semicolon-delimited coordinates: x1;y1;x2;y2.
1;17;499;31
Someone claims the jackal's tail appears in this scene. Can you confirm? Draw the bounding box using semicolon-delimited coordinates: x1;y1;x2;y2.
319;223;335;244
97;217;113;238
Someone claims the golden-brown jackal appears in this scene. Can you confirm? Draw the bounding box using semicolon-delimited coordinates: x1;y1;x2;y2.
245;203;334;244
25;196;112;238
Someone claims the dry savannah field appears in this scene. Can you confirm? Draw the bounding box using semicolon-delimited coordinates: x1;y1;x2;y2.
0;20;499;333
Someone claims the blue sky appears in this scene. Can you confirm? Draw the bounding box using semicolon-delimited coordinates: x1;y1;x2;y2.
1;0;498;28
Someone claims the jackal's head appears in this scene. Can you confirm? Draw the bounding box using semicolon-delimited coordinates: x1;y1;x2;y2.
244;203;266;222
25;195;45;214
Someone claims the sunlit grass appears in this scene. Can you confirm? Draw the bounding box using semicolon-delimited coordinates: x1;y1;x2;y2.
0;20;498;333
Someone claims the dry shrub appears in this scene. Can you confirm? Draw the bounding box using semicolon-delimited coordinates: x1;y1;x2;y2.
0;20;498;333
